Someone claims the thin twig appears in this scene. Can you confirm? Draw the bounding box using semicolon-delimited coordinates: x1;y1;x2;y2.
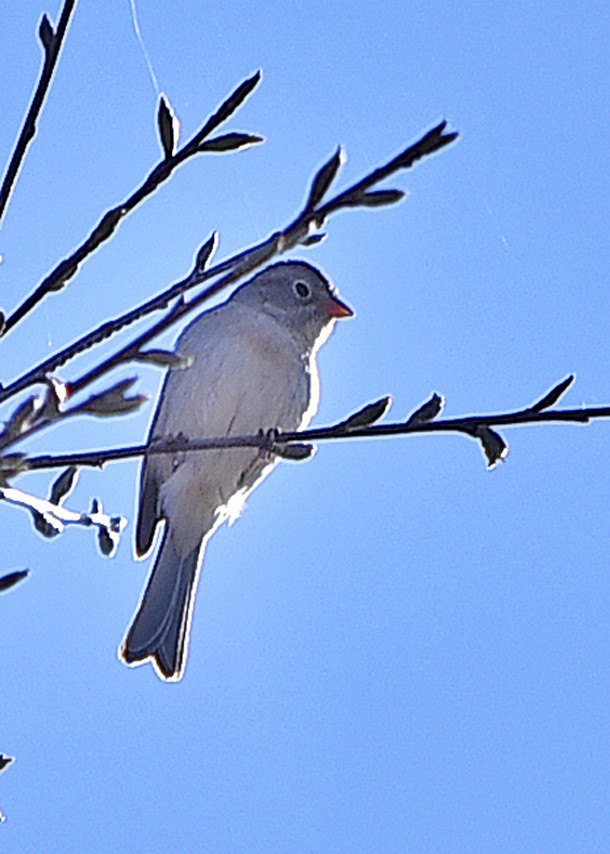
15;378;608;474
0;0;77;229
0;121;457;408
1;71;263;337
0;484;125;556
0;375;147;455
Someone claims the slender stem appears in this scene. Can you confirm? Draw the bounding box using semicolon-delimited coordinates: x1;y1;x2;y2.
0;0;77;227
18;402;607;473
0;123;456;406
1;71;262;337
0;237;252;405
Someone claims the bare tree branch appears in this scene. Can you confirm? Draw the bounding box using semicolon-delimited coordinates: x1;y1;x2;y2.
0;0;77;230
0;122;457;410
0;232;219;405
0;373;148;456
10;375;604;475
0;483;125;556
0;12;457;573
0;71;263;337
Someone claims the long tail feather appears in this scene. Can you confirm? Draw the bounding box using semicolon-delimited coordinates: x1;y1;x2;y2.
120;530;202;681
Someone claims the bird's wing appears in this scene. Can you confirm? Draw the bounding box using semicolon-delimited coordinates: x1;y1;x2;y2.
135;303;311;557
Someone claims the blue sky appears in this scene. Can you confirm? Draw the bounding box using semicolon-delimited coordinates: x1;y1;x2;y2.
2;1;610;851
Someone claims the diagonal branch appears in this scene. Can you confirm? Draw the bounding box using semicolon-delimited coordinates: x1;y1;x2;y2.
0;483;125;556
0;71;263;337
0;374;147;456
0;0;77;230
0;121;457;408
47;123;458;400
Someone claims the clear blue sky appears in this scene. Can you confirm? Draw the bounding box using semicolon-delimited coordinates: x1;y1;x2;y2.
2;1;610;851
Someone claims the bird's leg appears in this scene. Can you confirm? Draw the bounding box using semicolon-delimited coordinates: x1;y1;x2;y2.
258;427;280;458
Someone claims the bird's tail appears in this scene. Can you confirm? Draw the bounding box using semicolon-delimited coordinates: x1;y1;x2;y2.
120;529;203;681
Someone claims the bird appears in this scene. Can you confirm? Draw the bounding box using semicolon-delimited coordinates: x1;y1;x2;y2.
120;260;353;681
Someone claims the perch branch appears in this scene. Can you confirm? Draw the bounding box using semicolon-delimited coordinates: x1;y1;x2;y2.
12;375;605;474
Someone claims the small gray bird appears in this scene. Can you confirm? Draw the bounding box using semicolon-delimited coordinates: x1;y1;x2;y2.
120;260;353;680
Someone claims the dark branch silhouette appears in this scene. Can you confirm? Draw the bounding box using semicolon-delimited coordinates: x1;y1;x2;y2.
0;1;77;231
0;4;457;574
3;3;600;597
0;122;455;406
9;375;604;477
0;70;263;337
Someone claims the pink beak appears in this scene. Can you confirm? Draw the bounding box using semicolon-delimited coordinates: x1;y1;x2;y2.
327;294;354;318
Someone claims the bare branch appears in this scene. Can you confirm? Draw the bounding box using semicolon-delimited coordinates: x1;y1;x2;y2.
0;0;77;227
0;122;458;409
0;71;263;337
0;374;146;457
0;232;219;406
314;120;457;225
14;378;610;474
0;484;126;557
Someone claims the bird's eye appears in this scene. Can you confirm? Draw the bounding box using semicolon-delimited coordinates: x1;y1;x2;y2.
293;280;311;300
